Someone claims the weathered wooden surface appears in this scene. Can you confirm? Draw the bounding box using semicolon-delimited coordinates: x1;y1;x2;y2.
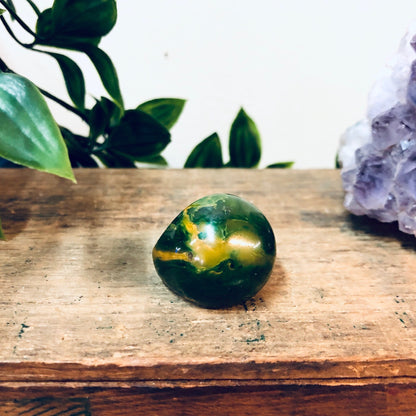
0;168;416;414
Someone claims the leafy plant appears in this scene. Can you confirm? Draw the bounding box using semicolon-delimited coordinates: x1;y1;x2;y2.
185;108;294;169
0;0;184;173
0;0;184;237
0;0;293;238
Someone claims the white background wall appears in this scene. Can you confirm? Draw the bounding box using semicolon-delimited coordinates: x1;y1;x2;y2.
2;1;416;168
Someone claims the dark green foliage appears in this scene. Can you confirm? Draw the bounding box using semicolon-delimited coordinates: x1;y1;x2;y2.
267;161;294;169
0;0;179;174
185;133;223;168
94;149;136;168
335;153;341;169
61;127;99;167
107;109;171;159
138;98;186;130
0;0;291;172
80;44;123;108
0;0;292;238
88;97;123;140
51;0;117;38
229;108;261;168
46;52;86;109
36;0;116;46
185;108;293;169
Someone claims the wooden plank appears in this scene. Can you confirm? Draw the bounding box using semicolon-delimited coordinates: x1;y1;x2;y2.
0;395;90;416
0;383;415;416
0;169;415;387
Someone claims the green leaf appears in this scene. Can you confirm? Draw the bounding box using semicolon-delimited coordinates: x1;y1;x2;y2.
0;72;75;182
60;127;98;167
185;133;223;168
81;45;124;109
0;9;5;15
51;0;117;38
267;161;294;169
88;97;122;141
135;154;168;166
36;8;54;39
36;0;116;43
229;108;261;168
35;8;122;107
107;109;170;158
95;149;136;168
47;52;86;110
137;98;186;130
0;217;4;240
335;153;341;169
36;8;101;47
96;150;169;168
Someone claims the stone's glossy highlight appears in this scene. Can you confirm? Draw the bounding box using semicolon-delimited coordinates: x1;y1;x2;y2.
152;193;276;308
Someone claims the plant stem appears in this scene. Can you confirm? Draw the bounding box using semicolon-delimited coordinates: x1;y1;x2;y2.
25;0;40;16
39;88;89;123
0;0;38;39
0;16;34;48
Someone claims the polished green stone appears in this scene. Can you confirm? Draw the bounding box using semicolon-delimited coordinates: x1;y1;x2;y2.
152;193;276;308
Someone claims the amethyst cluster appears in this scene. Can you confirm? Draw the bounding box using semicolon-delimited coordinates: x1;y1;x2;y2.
339;25;416;235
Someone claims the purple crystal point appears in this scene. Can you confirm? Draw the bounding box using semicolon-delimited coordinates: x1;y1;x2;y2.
353;154;394;211
371;104;416;150
406;61;416;106
410;34;416;52
339;24;416;236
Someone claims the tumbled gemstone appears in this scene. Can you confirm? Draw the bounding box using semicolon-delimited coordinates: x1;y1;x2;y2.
152;193;276;308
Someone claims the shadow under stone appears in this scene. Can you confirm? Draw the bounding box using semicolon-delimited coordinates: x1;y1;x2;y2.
345;214;416;251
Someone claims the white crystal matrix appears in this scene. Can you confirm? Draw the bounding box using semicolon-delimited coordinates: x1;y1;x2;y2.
338;22;416;235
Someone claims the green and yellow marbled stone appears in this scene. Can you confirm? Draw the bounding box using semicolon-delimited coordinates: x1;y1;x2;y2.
152;193;276;308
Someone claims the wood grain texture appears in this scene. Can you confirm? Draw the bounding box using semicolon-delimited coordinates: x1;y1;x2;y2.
0;383;414;416
1;168;416;414
0;395;91;415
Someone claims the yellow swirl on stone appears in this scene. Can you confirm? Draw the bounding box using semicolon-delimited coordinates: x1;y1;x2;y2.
153;208;269;272
152;193;276;308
